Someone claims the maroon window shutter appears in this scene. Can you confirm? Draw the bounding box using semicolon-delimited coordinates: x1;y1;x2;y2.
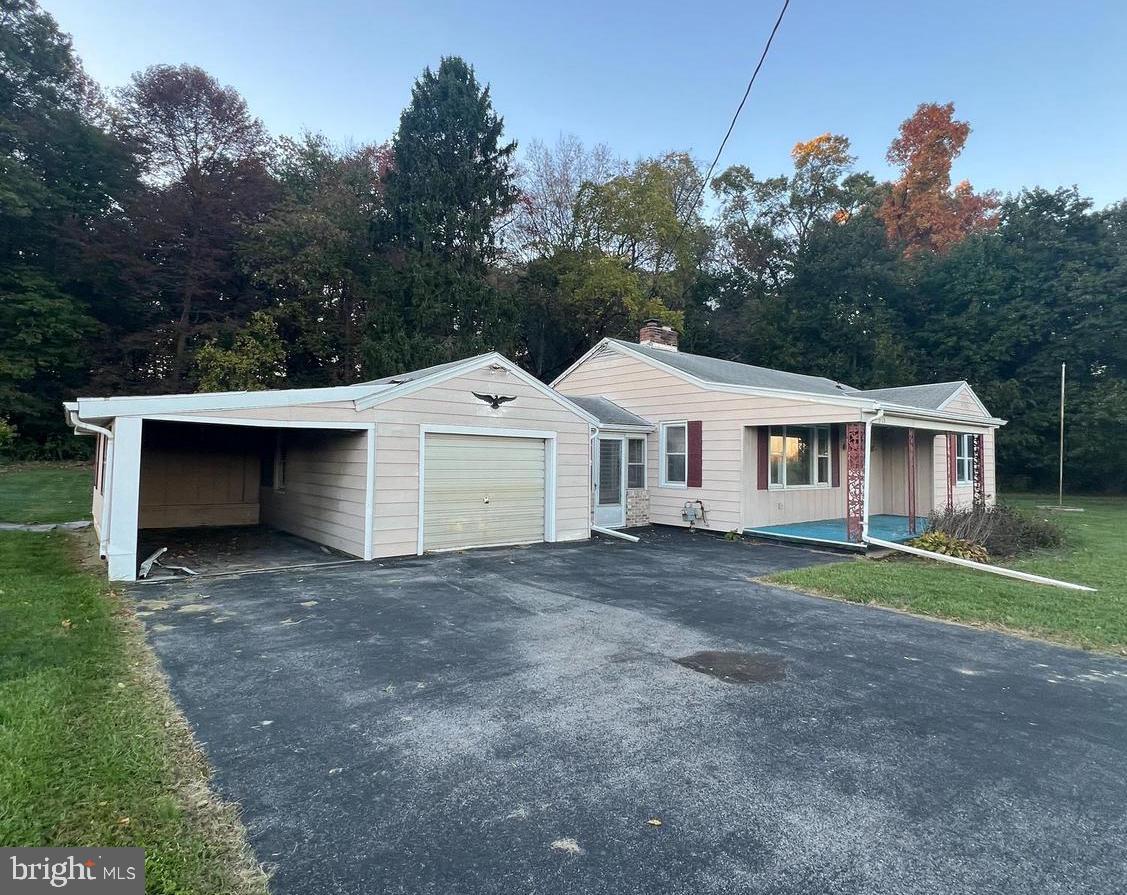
831;425;841;488
757;427;769;490
686;420;703;488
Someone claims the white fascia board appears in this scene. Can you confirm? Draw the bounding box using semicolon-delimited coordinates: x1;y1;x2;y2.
550;338;615;389
140;414;374;430
876;405;1006;429
356;352;602;427
593;423;655;434
75;383;387;421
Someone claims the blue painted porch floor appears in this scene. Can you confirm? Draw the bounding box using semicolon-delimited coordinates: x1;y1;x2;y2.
746;514;927;548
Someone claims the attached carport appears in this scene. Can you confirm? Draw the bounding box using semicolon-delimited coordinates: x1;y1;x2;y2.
65;352;598;581
65;405;376;581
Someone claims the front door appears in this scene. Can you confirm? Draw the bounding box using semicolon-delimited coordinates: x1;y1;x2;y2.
595;436;625;528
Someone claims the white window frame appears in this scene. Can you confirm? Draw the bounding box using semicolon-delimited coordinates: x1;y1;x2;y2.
955;432;974;485
626;436;647;490
660;421;688;488
768;425;832;490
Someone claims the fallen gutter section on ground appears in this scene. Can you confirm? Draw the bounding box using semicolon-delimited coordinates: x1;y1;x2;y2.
592;526;640;542
865;535;1096;592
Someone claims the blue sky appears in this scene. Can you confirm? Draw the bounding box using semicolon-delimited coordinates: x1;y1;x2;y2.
46;0;1127;207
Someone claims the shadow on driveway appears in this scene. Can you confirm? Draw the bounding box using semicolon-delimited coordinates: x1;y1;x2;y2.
135;528;1127;895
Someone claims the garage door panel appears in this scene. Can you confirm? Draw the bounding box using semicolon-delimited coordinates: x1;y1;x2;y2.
423;434;546;551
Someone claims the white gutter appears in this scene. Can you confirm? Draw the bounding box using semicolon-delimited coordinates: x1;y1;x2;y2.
860;407;885;541
66;406;113;557
592;525;640;543
865;536;1095;592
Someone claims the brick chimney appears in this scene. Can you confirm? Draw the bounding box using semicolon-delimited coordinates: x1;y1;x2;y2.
638;318;679;351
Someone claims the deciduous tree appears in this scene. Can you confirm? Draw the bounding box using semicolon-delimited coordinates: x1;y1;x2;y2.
115;64;274;389
0;0;137;449
879;102;998;256
242;133;391;385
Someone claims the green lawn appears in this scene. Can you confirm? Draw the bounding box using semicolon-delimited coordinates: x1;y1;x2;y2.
0;532;268;894
0;462;93;523
770;495;1127;653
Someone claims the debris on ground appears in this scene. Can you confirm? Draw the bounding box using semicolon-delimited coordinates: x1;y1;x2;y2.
139;546;198;580
550;838;584;855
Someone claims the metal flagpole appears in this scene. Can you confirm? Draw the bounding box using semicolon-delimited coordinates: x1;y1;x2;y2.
1059;362;1065;507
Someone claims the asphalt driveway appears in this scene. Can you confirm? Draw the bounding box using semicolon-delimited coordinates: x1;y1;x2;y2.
137;529;1127;895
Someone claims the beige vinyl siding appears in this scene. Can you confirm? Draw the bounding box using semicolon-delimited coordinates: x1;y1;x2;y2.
423;434;545;550
138;442;260;529
91;431;108;539
371;366;591;559
92;479;104;539
932;384;998;505
260;430;368;557
930;430;996;510
741;426;846;525
941;385;989;418
871;428;935;516
556;349;864;532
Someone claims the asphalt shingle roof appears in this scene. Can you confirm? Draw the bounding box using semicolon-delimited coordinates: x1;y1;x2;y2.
358;355;485;386
849;382;967;411
611;341;975;415
565;395;653;428
611;340;856;397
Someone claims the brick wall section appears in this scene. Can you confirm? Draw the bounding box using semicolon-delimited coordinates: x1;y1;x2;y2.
625;488;650;526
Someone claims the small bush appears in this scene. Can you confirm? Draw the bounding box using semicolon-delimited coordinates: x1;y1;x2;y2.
0;418;15;456
910;530;989;562
925;504;1063;558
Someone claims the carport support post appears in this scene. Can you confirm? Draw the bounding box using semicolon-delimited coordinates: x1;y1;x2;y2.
845;422;865;543
106;417;142;582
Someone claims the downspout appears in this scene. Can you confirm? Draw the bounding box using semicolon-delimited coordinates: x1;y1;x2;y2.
865;535;1095;592
860;406;884;542
588;426;598;533
857;407;1093;591
67;408;114;558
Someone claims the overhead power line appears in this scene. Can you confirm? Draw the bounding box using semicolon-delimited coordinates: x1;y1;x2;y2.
679;0;792;238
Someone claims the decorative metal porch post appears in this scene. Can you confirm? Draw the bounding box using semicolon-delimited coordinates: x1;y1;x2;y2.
845;422;866;543
906;429;917;534
973;434;986;506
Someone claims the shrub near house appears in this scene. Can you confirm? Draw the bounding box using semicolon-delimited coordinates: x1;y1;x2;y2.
918;504;1064;559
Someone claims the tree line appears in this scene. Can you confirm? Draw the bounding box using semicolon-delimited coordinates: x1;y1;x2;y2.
2;0;1124;492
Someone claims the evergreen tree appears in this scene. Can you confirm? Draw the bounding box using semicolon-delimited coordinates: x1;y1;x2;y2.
366;57;519;373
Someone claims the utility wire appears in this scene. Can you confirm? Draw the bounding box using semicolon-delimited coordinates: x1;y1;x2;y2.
677;0;791;243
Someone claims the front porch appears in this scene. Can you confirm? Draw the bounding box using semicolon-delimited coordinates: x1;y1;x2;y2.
746;514;927;550
743;417;990;550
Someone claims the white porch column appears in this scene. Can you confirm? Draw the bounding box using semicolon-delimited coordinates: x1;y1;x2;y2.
106;417;142;581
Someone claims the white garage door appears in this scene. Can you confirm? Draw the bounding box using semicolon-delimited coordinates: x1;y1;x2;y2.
423;434;547;551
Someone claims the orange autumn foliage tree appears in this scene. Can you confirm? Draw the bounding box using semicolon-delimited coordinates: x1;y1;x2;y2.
880;102;999;256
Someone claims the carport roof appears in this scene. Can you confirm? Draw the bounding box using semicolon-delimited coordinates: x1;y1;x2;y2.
66;352;602;428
